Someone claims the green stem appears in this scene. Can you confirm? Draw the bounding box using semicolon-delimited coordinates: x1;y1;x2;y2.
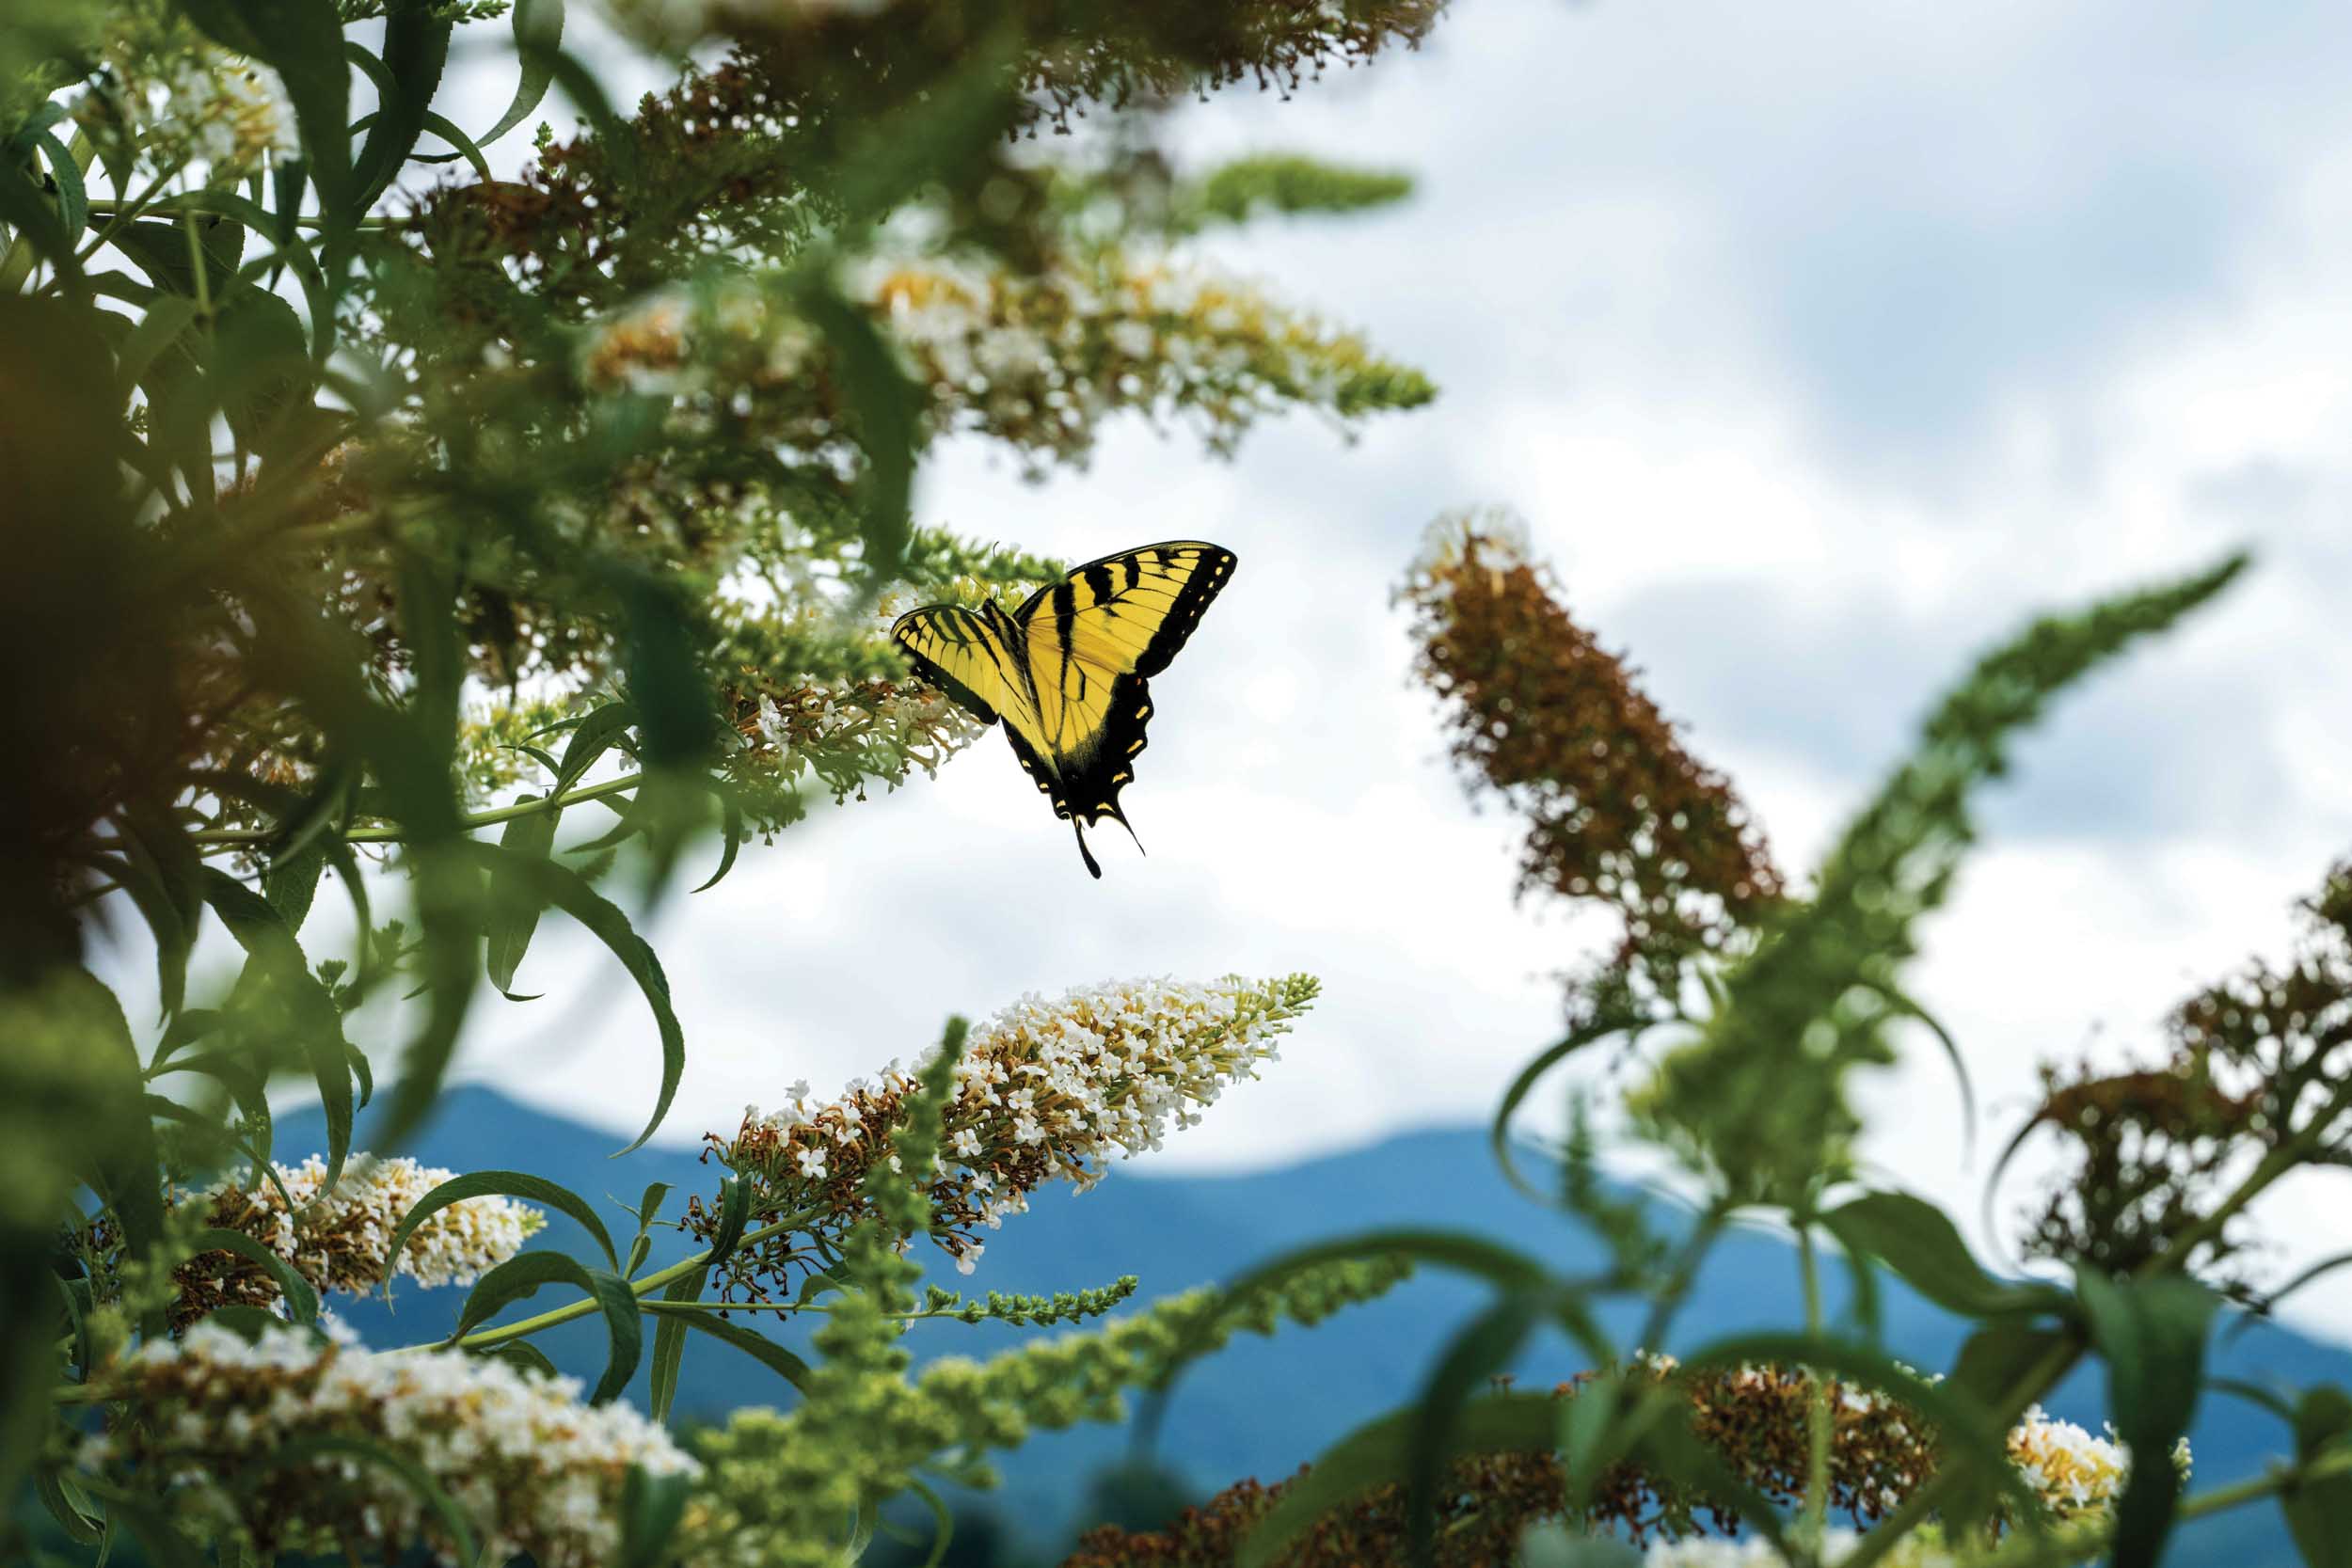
397;1206;819;1354
82;198;397;232
644;1300;977;1323
1798;1217;1832;1543
2149;1074;2352;1275
188;770;644;848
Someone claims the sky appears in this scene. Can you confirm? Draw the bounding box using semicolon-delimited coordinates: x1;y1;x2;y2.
104;1;2352;1338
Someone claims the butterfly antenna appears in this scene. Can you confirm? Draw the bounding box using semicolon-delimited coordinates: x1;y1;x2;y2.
1073;819;1103;879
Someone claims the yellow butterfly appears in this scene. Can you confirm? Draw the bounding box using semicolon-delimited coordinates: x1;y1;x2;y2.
890;540;1237;877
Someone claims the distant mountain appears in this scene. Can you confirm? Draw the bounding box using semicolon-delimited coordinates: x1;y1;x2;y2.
294;1085;2339;1565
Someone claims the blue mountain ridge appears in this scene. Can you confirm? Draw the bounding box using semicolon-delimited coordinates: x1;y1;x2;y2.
291;1085;2334;1566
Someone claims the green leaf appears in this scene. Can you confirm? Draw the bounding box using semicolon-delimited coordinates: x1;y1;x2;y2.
195;1304;288;1342
33;130;87;236
1489;1014;1628;1200
93;1491;205;1568
2285;1387;2352;1565
199;866;355;1192
111;217;246;300
54;972;166;1272
799;279;918;582
212;287;312;452
485;795;561;998
409;111;494;182
460;841;684;1154
2076;1270;2217;1568
552;699;637;795
1947;1322;2075;1412
388;1168;618;1272
261;841;326;932
193;1227;320;1324
352;8;453;210
450;1251;642;1402
616;1465;692;1568
906;1478;957;1568
1238;1393;1558;1568
641;1302;815;1395
477;0;564;148
629;1180;673;1241
692;793;743;893
111;294;201;404
1825;1190;2071;1320
1404;1294;1542;1566
0;159;76;289
707;1175;751;1273
118;803;202;1022
477;1338;560;1380
648;1266;707;1424
34;1466;105;1546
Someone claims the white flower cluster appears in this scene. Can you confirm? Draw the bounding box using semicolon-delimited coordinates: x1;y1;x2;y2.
208;1152;543;1296
873;259;1371;463
753;675;983;768
734;975;1314;1275
954;974;1304;1161
82;46;299;182
2006;1403;2152;1519
79;1323;695;1567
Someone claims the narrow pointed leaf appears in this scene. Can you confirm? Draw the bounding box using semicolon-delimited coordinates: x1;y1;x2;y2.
460;841;683;1153
389;1168;617;1272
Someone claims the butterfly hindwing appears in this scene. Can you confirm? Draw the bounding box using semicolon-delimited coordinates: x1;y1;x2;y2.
889;540;1236;876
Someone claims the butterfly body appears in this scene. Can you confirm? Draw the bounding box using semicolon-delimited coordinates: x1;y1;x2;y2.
890;540;1238;877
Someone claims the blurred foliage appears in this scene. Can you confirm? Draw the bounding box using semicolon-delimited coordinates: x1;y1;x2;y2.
0;0;1434;1560
7;1;2348;1566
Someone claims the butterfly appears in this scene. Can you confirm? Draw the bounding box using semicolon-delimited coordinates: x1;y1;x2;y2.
889;540;1238;878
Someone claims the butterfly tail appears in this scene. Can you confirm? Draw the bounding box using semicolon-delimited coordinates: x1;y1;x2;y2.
1104;804;1146;858
1073;819;1103;879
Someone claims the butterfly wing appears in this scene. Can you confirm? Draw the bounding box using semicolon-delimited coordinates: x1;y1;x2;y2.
889;602;1033;733
889;600;1075;824
1016;540;1237;835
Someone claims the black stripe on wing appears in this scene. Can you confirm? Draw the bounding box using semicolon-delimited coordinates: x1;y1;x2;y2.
889;606;1008;726
1131;544;1235;679
1010;540;1239;680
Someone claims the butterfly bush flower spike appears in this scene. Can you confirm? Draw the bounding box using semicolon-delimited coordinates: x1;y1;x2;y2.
172;1153;543;1323
76;1322;694;1567
696;974;1316;1299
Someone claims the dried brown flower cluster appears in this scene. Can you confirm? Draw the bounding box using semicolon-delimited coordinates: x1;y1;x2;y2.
2017;859;2352;1290
1401;518;1782;1007
1061;1359;1942;1566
